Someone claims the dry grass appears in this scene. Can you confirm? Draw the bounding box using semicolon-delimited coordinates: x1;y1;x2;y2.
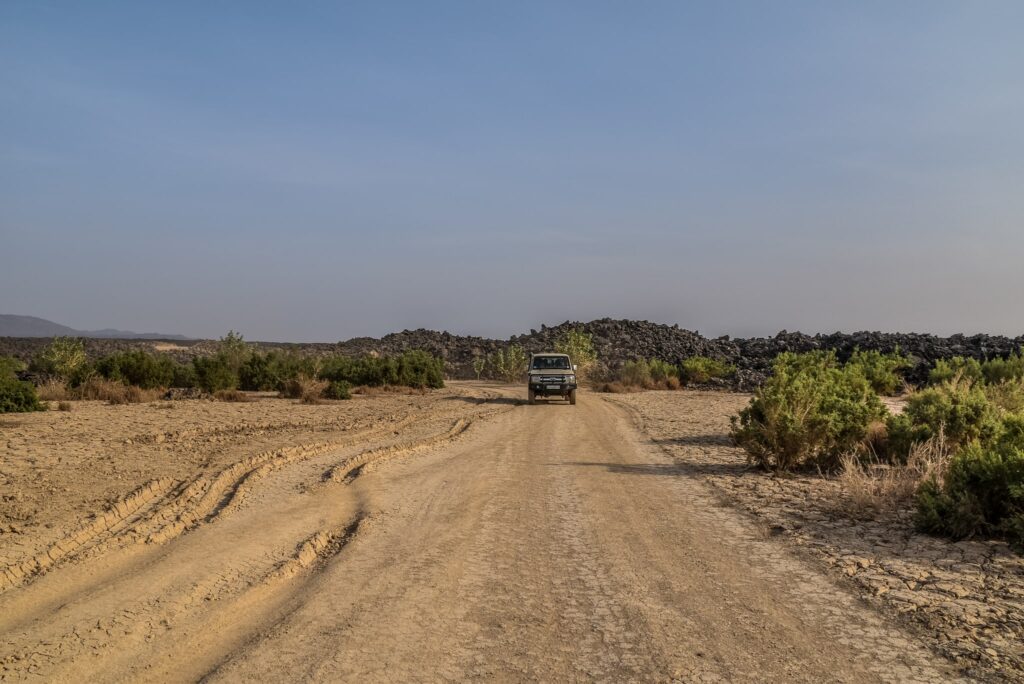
838;430;953;519
596;381;638;394
597;378;681;393
74;377;162;405
57;401;72;412
37;379;70;401
280;376;328;404
213;389;252;402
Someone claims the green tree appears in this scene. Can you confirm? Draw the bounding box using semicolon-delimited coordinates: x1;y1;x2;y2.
31;337;89;383
555;328;597;379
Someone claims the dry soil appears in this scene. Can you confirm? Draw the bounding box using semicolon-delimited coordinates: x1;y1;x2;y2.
0;383;976;682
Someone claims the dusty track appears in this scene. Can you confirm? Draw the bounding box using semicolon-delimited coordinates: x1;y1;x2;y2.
0;384;966;682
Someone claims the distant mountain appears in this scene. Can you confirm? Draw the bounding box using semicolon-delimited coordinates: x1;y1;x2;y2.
0;315;190;340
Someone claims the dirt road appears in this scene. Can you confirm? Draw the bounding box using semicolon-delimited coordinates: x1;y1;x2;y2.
0;384;964;682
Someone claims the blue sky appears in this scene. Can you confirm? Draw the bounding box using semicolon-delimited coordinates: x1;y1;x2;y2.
2;2;1022;341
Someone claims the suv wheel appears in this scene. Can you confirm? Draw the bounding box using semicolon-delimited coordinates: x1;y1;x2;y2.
528;389;536;405
569;389;577;405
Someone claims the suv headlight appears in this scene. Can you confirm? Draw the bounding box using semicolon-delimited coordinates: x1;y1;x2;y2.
529;375;542;383
566;375;576;384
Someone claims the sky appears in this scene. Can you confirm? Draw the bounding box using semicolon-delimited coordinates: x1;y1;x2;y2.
2;2;1023;342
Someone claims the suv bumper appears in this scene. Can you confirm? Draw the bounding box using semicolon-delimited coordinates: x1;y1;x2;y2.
529;382;578;395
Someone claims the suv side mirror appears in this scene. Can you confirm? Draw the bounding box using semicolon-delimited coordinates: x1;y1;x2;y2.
573;365;578;371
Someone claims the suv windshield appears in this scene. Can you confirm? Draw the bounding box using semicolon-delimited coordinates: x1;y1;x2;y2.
532;356;570;370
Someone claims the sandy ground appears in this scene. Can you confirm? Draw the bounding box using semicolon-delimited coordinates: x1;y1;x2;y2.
0;383;973;681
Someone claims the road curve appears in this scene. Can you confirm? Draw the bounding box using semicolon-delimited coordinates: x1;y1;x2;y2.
0;385;963;682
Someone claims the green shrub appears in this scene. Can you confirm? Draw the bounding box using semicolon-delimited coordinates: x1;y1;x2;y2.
394;350;445;389
730;351;886;472
0;361;44;413
886;378;1004;460
0;356;25;377
30;337;90;383
555;328;597;379
193;356;238;393
680;356;735;384
324;380;352;400
217;330;251;374
846;349;911;396
916;441;1024;550
984;380;1024;413
981;351;1024;385
929;357;983;385
238;351;312;391
619;360;652;387
95;350;176;389
319;351;445;389
647;359;679;383
172;363;197;389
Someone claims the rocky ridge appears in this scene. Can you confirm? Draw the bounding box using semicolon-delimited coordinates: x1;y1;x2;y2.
2;319;1022;387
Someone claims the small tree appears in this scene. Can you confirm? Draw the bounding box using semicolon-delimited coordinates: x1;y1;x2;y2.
31;337;89;383
218;330;251;373
493;344;528;383
555;328;597;379
472;355;486;380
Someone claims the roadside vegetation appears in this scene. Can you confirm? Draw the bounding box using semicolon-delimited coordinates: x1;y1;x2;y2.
0;356;45;413
730;349;1024;550
598;355;734;393
2;333;445;410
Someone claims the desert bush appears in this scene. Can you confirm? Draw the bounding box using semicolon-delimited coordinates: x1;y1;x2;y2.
679;356;735;385
238;351;311;391
95;350;176;389
886;377;1004;460
279;375;327;402
30;337;90;383
846;349;911;396
619;359;652;387
979;351;1024;385
929;357;983;385
318;351;444;389
647;359;679;383
193;356;238;393
217;330;251;373
323;380;352;400
730;351;886;472
607;359;682;390
394;350;445;389
57;401;72;412
839;431;953;519
171;363;198;389
916;440;1024;550
0;356;24;377
0;370;45;413
555;328;597;379
213;389;251;402
984;380;1024;413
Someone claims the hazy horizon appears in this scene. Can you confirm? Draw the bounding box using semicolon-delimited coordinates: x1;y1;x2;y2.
3;3;1023;342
